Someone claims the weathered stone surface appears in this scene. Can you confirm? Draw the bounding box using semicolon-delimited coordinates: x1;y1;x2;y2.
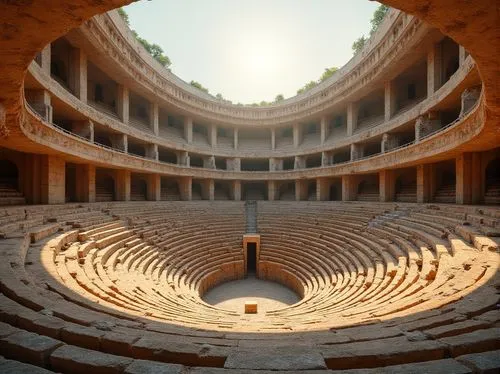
0;331;63;366
337;358;472;373
0;358;55;374
439;328;500;357
224;348;327;370
124;359;184;374
50;345;133;374
456;349;500;373
60;325;105;350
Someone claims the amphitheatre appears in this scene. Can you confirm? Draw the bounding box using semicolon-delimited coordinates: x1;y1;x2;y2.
0;0;499;372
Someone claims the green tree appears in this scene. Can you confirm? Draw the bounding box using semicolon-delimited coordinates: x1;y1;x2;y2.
215;93;224;100
352;36;366;54
190;80;209;94
297;80;318;94
370;5;389;35
274;94;284;103
319;67;339;82
118;8;130;25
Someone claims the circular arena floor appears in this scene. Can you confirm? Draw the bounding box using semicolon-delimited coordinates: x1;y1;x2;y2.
202;276;300;313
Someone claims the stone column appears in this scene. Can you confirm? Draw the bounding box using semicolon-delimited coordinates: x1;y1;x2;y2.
384;80;396;121
179;177;192;201
350;143;364;160
75;164;96;203
459;87;481;117
40;155;65;204
342;175;357;201
178;151;190;167
40;44;51;75
379;170;395;202
147;174;161;201
321;152;330;167
209;124;217;147
268;181;277;201
146;144;159;160
111;134;128;153
227;158;240;172
269;158;283;172
294;156;305;170
200;179;214;200
271;128;276;150
203;155;216;169
184;117;193;144
150;102;159;135
293;123;303;148
233;128;239;150
295;180;308;201
25;89;53;123
415;112;441;141
416;164;432;203
427;42;443;94
71;119;94;141
117;85;129;125
317;177;330;201
232;181;241;201
69;47;87;103
115;170;131;201
381;133;399;153
456;153;473;204
347;102;358;136
320;116;328;144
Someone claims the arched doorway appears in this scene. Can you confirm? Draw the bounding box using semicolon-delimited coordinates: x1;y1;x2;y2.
0;159;25;206
96;171;115;202
131;177;147;201
161;179;180;201
329;185;340;201
484;158;500;204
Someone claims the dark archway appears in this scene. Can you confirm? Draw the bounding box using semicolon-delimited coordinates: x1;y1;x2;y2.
131;177;147;201
484;158;500;204
329;185;340;201
0;159;19;190
96;172;115;202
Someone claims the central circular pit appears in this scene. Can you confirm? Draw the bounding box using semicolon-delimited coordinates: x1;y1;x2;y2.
203;276;300;313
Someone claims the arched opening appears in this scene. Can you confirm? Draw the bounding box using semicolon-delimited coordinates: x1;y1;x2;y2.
329;185;341;201
307;181;317;201
279;182;295;201
357;175;380;201
395;167;417;202
243;182;267;201
484;158;500;204
65;163;77;203
131;177;147;201
433;161;456;203
0;159;24;206
95;170;115;202
161;178;180;201
192;181;203;200
215;182;231;200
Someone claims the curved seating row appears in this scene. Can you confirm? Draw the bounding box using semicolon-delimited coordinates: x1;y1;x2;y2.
0;201;498;372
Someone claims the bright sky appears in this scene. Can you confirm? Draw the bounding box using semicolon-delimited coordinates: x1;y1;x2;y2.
123;0;381;104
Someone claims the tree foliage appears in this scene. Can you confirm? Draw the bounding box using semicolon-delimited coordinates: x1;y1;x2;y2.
352;36;367;54
274;94;284;103
189;81;210;94
319;67;339;82
119;9;171;68
352;4;389;55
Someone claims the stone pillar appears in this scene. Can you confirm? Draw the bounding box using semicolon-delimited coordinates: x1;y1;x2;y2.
427;42;443;94
295;180;308;201
294;156;305;170
204;155;216;169
234;128;239;150
150;102;159;135
321;152;330;167
293;123;302;148
179;151;190;166
381;133;399;153
40;44;51;75
111;134;128;153
456;153;473;204
209;124;217;147
232;181;241;201
71;119;94;141
115;170;131;201
200;179;214;200
117;85;129;125
69;47;87;102
146;144;159;160
269;158;283;172
75;164;95;203
41;155;65;204
267;181;277;201
347;102;358;136
415;112;441;141
416;164;432;203
25;89;53;123
227;158;240;171
379;170;395;202
147;174;161;201
317;177;330;201
350;143;364;160
459;87;481;117
179;177;192;201
184;117;193;144
320;116;328;144
271;128;276;150
384;80;396;121
342;175;357;201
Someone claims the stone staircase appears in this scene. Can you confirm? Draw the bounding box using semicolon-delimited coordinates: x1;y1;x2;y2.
245;200;258;233
0;183;26;206
368;206;412;227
